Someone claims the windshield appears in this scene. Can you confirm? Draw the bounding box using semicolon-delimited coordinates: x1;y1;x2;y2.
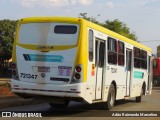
18;23;79;45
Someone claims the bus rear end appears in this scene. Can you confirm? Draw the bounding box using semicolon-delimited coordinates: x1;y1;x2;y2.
153;58;160;86
11;17;87;104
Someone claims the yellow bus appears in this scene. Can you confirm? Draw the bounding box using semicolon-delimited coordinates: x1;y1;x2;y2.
11;17;152;110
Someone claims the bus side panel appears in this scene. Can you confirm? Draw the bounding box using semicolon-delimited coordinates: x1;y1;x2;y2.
131;69;147;97
104;64;126;100
115;66;126;100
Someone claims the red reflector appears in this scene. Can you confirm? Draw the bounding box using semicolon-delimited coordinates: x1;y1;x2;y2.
14;85;19;87
91;70;95;76
15;88;20;90
76;66;81;72
70;89;76;91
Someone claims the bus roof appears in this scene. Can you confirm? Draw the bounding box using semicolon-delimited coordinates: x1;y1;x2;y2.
18;17;152;53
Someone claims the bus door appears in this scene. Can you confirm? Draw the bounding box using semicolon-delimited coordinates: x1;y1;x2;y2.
95;39;105;100
126;49;132;96
147;56;151;93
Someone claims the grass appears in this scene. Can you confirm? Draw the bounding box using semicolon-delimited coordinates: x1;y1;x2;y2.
0;82;11;88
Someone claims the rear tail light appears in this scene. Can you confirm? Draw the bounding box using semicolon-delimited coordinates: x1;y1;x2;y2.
74;73;81;80
12;70;17;76
75;66;81;73
71;65;83;83
12;63;16;69
12;62;19;80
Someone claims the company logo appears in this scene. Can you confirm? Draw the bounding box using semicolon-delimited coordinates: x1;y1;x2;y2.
2;112;42;117
23;54;64;62
41;73;45;78
2;112;11;117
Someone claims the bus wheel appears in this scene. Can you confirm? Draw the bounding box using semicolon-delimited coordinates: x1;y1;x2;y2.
49;101;69;109
135;87;143;102
105;84;116;110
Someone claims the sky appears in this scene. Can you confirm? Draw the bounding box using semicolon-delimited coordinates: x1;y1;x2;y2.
0;0;160;54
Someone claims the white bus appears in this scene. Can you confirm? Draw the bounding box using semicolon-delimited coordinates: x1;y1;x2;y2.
11;17;152;110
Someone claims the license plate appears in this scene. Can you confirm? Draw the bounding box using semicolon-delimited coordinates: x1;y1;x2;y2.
58;66;72;76
38;67;50;72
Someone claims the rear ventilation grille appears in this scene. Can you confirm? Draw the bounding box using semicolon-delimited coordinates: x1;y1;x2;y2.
50;77;69;82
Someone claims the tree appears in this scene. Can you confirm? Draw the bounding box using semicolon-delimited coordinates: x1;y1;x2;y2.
0;20;17;62
78;13;100;25
0;20;17;77
78;13;137;41
103;19;137;40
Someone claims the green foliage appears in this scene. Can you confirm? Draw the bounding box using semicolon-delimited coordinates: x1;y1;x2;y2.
0;20;17;61
79;13;137;41
78;13;100;25
103;19;137;40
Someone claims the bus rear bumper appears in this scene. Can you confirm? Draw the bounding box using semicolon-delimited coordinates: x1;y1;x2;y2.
11;79;85;99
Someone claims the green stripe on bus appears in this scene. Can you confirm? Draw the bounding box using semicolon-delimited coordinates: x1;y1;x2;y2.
134;71;144;79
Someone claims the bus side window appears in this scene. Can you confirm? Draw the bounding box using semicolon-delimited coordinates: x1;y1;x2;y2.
118;41;124;66
95;40;98;66
108;37;117;65
89;29;94;62
99;42;105;67
140;50;147;69
134;47;140;68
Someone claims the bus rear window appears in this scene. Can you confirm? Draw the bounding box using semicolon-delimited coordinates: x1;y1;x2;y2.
18;23;79;45
54;25;77;34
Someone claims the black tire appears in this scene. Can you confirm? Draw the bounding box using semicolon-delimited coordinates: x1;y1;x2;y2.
136;87;143;102
49;101;70;109
105;84;116;110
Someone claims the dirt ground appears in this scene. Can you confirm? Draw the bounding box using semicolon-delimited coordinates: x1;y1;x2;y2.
0;81;43;109
0;84;15;97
